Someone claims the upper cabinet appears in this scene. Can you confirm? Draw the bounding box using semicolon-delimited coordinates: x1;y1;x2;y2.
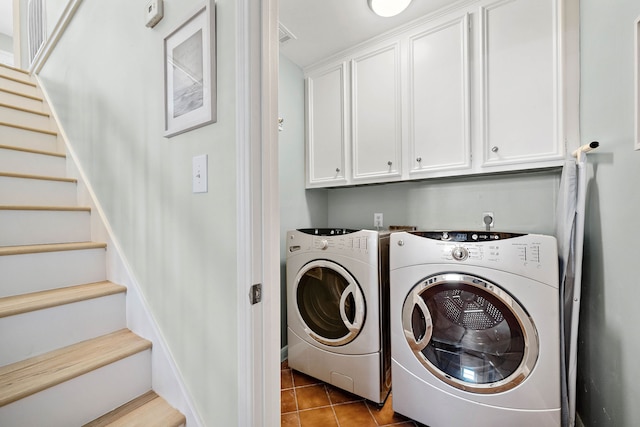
306;62;348;187
351;42;402;183
479;0;562;168
406;13;472;178
304;0;577;188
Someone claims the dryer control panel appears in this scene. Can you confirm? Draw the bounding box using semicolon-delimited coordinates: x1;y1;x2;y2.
391;231;559;287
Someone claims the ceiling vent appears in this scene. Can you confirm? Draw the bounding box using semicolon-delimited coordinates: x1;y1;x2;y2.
278;23;297;45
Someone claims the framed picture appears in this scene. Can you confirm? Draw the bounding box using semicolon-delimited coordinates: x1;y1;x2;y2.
164;1;216;138
636;15;640;150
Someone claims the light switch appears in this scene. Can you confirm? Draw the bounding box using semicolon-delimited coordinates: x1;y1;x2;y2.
193;154;208;193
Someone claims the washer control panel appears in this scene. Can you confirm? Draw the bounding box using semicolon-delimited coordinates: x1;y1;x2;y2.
287;229;385;264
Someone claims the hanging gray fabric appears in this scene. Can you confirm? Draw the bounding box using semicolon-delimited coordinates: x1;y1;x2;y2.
555;156;588;427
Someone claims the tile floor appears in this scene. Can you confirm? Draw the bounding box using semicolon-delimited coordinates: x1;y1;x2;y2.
281;360;422;427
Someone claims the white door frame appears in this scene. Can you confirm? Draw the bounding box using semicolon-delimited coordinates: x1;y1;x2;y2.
237;0;279;425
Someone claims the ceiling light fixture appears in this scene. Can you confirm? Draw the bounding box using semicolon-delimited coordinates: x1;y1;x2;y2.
367;0;412;18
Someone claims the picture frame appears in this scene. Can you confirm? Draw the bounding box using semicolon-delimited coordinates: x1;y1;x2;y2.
163;1;216;138
635;15;640;150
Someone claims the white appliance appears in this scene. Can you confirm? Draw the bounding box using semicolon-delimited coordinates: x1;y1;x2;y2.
286;228;391;404
390;231;560;426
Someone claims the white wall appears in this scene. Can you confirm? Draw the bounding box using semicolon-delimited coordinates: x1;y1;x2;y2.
37;0;240;425
577;1;640;426
278;53;328;349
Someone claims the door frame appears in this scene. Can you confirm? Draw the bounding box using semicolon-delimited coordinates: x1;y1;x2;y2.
237;0;279;425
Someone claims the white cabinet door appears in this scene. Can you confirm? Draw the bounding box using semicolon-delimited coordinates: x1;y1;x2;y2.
306;63;348;187
407;14;472;177
479;0;562;168
351;43;402;183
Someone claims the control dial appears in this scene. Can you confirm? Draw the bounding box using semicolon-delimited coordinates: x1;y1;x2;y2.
452;246;468;261
319;239;329;250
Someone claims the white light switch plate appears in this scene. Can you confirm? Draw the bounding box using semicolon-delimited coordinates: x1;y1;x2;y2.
193;154;208;193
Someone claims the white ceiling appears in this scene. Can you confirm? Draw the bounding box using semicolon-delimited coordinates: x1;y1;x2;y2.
279;0;465;69
0;0;12;37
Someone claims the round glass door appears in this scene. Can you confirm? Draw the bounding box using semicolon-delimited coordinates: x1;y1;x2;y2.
295;260;366;346
402;273;538;393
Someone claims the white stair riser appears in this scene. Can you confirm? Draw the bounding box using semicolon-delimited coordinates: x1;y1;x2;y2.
0;175;77;206
0;105;53;130
0;69;35;84
0;148;66;177
0;126;57;152
0;91;45;113
0;350;152;427
0;248;107;298
0;79;39;99
0;293;126;366
0;209;90;246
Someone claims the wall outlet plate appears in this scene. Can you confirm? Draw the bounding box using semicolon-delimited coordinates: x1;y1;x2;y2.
374;213;383;228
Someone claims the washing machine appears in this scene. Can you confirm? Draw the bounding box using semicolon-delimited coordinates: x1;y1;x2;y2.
286;228;391;404
390;231;560;426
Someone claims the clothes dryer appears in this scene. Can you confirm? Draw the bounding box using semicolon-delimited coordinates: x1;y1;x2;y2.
390;231;560;426
286;228;391;404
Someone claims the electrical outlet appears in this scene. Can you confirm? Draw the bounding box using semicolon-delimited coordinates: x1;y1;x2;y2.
193;154;208;193
482;212;494;228
374;213;383;228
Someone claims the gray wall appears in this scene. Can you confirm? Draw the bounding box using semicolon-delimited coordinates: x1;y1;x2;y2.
0;33;12;52
327;170;560;233
37;0;240;425
578;1;640;426
278;53;328;349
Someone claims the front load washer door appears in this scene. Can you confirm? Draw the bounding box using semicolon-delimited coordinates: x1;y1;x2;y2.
402;273;539;394
295;260;366;347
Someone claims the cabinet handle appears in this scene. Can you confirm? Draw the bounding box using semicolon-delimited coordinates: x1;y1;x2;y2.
387;161;393;166
491;146;499;153
416;157;422;162
335;167;341;173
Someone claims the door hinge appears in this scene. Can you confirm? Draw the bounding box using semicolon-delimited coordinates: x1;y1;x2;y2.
250;283;262;305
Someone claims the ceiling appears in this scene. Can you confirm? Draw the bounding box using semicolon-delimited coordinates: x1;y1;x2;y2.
0;0;12;37
279;0;465;69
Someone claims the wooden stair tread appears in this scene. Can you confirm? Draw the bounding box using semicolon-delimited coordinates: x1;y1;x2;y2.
0;329;152;407
0;171;76;183
0;242;107;256
0;281;125;318
0;73;36;88
0;120;57;136
0;144;64;158
83;391;186;427
0;63;30;75
0;102;50;117
0;87;43;102
0;205;90;212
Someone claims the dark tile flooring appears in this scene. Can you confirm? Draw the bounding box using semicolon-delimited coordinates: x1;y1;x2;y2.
281;360;421;427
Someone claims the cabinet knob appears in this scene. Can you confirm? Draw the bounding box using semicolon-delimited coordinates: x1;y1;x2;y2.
335;167;341;173
387;161;393;166
416;157;422;162
491;146;499;153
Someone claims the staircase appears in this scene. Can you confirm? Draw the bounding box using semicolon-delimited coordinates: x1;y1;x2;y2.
0;63;186;426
